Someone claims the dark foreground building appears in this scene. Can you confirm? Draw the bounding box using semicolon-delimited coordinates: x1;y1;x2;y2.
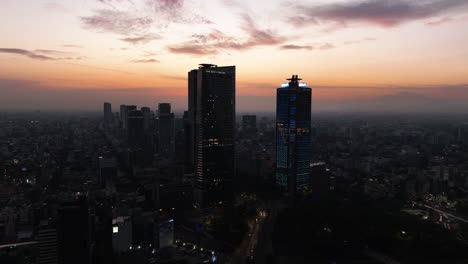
158;103;175;159
58;196;90;264
103;102;112;124
189;64;236;207
276;75;312;198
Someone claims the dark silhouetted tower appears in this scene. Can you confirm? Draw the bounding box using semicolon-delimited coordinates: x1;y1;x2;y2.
58;196;90;264
121;105;136;130
103;102;112;124
158;103;171;115
128;110;144;148
127;110;147;166
186;69;198;173
183;111;192;172
276;75;311;199
37;222;58;264
99;157;117;193
119;104;126;128
158;103;175;159
191;64;236;207
141;106;151;132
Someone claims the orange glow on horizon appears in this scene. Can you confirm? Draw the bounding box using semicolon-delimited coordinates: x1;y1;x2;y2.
1;0;468;110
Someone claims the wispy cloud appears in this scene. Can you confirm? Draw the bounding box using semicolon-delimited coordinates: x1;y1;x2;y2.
168;45;215;55
343;37;376;45
280;43;336;51
146;0;184;14
280;44;314;50
241;14;285;46
0;48;87;62
120;33;161;44
168;14;286;55
35;49;74;56
82;0;212;39
0;48;57;61
131;58;160;63
61;61;133;74
142;51;158;57
80;9;153;35
43;2;71;12
62;56;87;61
319;43;335;50
145;0;212;24
288;0;468;28
426;17;453;26
63;44;83;48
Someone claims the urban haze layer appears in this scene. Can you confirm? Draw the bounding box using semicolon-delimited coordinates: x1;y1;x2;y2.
1;63;468;264
1;0;468;263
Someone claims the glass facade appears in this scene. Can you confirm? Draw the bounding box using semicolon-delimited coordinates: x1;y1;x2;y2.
276;75;311;195
192;64;236;207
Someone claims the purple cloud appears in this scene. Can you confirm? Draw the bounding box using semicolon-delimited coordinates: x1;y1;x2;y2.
35;49;74;55
81;0;212;47
289;0;468;28
142;51;158;57
62;56;87;61
154;0;184;11
0;48;87;62
425;17;454;26
0;48;56;60
43;2;71;12
145;0;212;24
120;33;161;44
241;14;285;46
168;14;285;55
168;45;215;55
131;58;160;63
80;10;153;35
280;44;314;50
63;44;83;48
280;43;336;51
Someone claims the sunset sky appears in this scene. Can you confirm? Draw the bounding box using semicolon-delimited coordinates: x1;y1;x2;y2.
1;0;468;112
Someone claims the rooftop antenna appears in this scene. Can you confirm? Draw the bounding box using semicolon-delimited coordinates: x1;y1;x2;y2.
287;75;302;82
199;63;217;68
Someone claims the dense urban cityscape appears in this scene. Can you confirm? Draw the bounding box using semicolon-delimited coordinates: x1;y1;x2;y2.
2;0;468;263
1;63;468;263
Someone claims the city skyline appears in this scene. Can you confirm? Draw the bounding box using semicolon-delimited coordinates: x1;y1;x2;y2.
1;0;468;112
3;1;468;263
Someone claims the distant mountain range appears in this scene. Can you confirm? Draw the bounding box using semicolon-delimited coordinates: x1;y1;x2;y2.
351;92;467;112
314;92;468;113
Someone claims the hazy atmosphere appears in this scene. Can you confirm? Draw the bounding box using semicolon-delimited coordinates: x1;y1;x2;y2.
1;0;468;112
4;2;468;264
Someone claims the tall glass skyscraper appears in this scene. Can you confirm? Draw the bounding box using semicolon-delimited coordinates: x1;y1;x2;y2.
189;64;236;207
276;75;311;198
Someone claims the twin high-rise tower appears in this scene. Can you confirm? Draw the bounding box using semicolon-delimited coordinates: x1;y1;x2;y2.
188;64;236;207
107;67;310;204
186;66;311;205
276;75;312;198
